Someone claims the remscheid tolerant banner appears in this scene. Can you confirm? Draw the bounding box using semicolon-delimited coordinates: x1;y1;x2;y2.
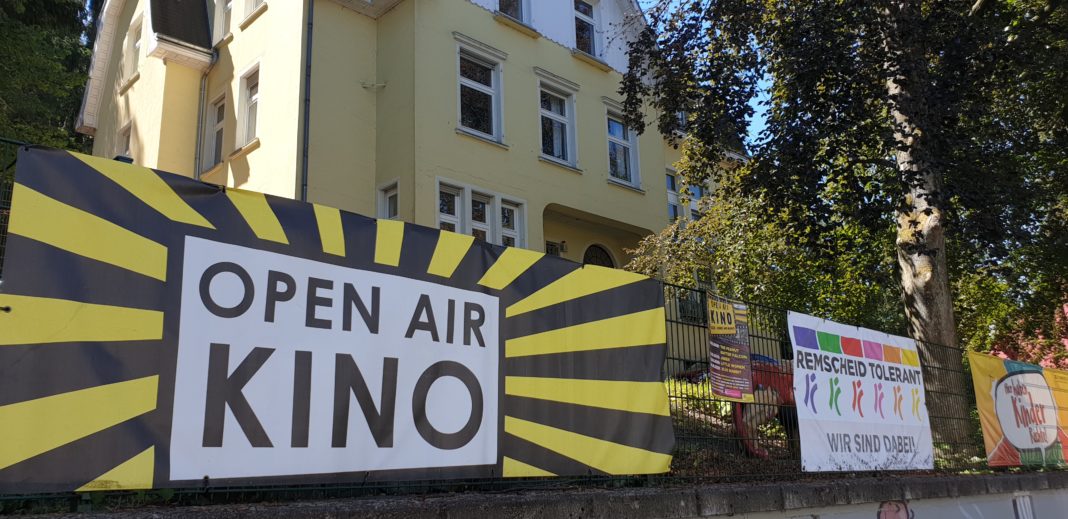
788;312;933;472
0;147;673;493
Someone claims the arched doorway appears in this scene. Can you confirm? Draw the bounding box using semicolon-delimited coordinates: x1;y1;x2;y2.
582;244;615;268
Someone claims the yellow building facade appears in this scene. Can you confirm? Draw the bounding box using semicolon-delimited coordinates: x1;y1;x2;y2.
79;0;687;267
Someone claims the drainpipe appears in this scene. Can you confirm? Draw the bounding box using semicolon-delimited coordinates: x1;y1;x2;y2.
299;0;315;201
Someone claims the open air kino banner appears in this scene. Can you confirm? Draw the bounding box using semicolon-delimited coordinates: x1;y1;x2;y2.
0;147;673;493
788;312;934;472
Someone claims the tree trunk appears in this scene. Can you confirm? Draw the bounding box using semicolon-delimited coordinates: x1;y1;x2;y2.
885;0;974;460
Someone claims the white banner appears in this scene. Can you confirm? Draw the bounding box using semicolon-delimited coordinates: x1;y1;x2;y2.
171;237;500;480
788;312;933;471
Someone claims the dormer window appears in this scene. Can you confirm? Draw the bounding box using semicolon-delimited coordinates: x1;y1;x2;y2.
574;0;597;55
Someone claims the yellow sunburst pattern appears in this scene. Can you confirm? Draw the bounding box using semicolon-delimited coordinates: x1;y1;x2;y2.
0;147;672;493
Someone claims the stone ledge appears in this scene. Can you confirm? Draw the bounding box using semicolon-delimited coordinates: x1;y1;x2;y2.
28;473;1068;519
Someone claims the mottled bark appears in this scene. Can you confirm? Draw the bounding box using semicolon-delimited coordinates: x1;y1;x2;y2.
885;0;972;456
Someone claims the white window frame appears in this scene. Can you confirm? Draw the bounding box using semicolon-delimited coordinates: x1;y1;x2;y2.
247;0;265;17
437;179;526;248
239;65;260;147
378;181;400;220
469;193;493;242
438;185;463;233
535;69;579;168
124;18;142;79
454;34;507;144
456;51;503;142
500;201;522;248
606;109;640;188
204;94;226;170
538;88;575;165
118;123;132;159
497;0;530;23
666;171;681;222
574;0;599;57
214;0;233;42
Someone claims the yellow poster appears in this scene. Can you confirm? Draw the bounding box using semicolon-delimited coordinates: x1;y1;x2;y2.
968;351;1068;467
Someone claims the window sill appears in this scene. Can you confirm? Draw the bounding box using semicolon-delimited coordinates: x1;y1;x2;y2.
571;50;613;72
214;32;234;49
202;161;226;180
607;178;644;194
493;12;540;38
455;128;508;150
239;2;268;31
539;155;582;175
228;137;261;160
118;71;141;95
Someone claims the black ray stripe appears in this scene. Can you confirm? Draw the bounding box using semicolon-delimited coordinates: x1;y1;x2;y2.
505;279;663;338
0;415;158;494
339;210;377;266
504;395;675;455
13;149;182;244
0;235;168;310
431;235;501;296
496;255;581;307
505;344;667;382
501;433;606;477
0;342;162;407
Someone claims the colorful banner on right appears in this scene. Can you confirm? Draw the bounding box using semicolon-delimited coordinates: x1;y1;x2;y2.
968;351;1068;467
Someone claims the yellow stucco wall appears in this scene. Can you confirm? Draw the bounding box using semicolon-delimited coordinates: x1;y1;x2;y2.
374;0;417;221
304;0;378;214
201;1;307;199
406;0;671;252
90;0;152;165
89;0;683;258
155;62;201;175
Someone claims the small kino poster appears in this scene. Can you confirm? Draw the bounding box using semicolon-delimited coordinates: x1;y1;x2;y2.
706;295;754;403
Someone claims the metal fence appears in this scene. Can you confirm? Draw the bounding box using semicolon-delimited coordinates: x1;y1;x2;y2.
661;282;986;480
0;141;1017;513
0;138;20;282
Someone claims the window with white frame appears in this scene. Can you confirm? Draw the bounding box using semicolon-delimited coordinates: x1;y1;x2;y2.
438;186;461;232
119;124;132;158
500;202;521;247
666;172;709;222
124;20;141;79
499;0;525;22
241;68;260;146
214;0;233;42
437;182;525;247
247;0;264;16
470;194;491;242
206;96;225;168
574;0;597;55
380;184;399;220
539;87;574;163
607;114;638;186
458;51;500;140
666;172;680;221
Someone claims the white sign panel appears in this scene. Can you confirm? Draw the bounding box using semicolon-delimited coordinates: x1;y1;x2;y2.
789;312;934;471
170;237;500;480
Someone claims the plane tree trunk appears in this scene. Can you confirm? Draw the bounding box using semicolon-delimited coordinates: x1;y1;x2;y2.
885;0;972;458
